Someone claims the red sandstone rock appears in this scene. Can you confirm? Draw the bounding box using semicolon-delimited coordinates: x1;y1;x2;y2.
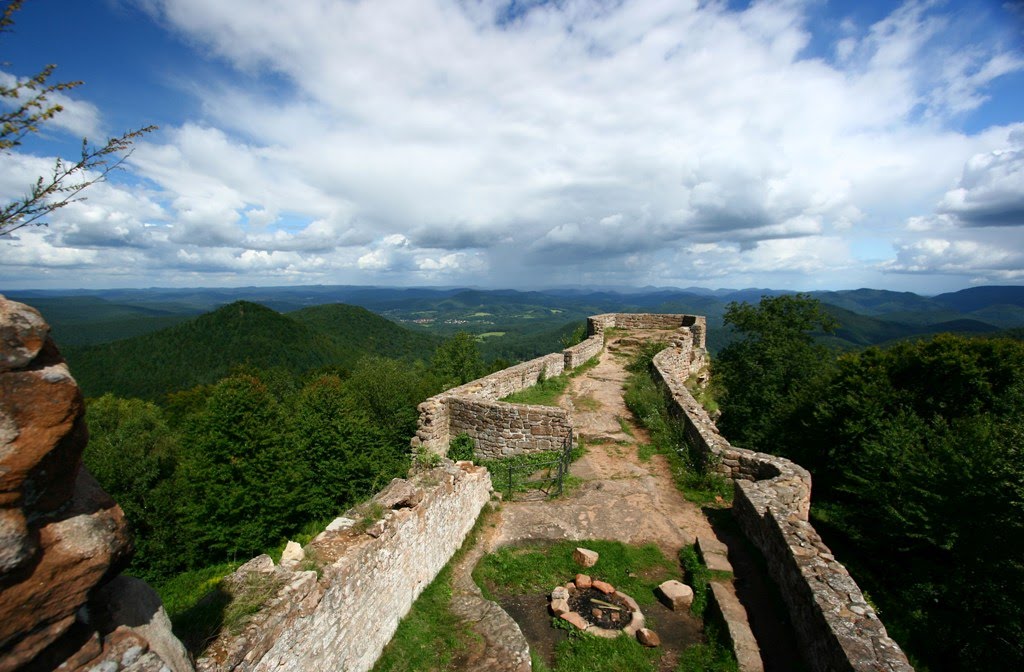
592;579;615;595
550;598;570;616
637;628;661;647
559;612;589;631
574;573;592;589
0;468;132;671
0;296;48;372
0;298;135;671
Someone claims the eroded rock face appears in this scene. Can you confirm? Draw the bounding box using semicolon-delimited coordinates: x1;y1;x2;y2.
0;295;191;672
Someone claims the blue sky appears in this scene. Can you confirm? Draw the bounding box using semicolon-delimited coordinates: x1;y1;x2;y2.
1;0;1022;292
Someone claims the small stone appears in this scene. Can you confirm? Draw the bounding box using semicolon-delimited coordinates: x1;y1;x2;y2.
551;586;569;601
591;607;603;619
565;582;577;594
280;540;304;569
592;580;615;594
573;547;599;567
610;612;620;622
636;628;661;647
560;612;589;631
657;580;694;611
550;598;570;616
575;574;592;589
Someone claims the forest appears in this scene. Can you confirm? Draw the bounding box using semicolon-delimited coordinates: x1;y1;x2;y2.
68;293;1023;671
713;295;1023;672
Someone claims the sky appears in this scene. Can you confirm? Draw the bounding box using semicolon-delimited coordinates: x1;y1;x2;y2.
1;0;1023;293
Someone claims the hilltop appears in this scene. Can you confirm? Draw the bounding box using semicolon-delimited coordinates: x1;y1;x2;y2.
64;301;440;399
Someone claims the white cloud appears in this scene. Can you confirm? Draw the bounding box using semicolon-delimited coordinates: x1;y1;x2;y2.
935;128;1024;226
0;71;104;140
1;0;1022;290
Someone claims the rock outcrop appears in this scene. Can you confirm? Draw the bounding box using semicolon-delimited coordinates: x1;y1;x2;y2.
0;295;192;672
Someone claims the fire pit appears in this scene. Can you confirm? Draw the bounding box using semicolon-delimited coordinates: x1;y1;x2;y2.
549;575;645;639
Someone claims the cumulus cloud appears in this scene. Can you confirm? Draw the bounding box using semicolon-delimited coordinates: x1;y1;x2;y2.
883;235;1024;279
935;129;1024;226
1;0;1022;289
0;71;104;140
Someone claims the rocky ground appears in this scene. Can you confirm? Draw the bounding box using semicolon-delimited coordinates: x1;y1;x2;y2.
447;332;740;672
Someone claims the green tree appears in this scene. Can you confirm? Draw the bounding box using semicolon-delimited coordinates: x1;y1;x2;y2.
715;294;836;449
83;394;182;579
288;374;409;520
431;332;483;389
797;335;1024;671
344;355;429;445
176;374;299;566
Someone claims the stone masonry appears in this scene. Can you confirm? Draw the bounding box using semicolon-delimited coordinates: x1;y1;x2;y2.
197;461;493;672
652;345;913;672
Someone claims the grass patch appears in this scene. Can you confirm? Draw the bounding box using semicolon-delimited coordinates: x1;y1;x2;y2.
157;562;284;656
617;416;635;438
480;446;583;499
551;631;661;672
676;628;739;672
502;372;570;406
475;540;681;672
573;393;601;411
473;539;675;607
685;371;720;416
623;358;732;506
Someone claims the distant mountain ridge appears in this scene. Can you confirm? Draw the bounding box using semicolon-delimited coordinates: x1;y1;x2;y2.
64;301;439;399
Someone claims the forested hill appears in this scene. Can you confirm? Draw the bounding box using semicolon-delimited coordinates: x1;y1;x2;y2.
64;301;440;399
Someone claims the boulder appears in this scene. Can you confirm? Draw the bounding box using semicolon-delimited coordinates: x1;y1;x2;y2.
656;580;694;611
573;547;599;567
0;296;48;372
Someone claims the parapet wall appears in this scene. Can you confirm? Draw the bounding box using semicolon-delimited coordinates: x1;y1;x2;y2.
588;312;707;350
198;462;492;672
448;397;572;459
651;347;913;672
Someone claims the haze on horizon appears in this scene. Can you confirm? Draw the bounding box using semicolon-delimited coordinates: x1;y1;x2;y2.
1;0;1023;294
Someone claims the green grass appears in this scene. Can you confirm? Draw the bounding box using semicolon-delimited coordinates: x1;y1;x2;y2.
617;417;635;438
502;372;571;406
473;539;675;607
480;446;583;499
676;631;739;672
550;632;661;672
156;562;240;623
372;505;494;672
623;361;732;506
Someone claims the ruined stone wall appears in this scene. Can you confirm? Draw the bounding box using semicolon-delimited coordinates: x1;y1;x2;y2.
199;462;493;672
563;334;603;369
587;313;707;350
448;397;571;459
651;347;913;672
411;352;572;456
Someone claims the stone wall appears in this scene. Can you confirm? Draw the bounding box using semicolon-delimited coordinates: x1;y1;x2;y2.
651;346;913;672
562;335;603;368
198;462;493;672
411;351;573;456
587;312;707;350
448;397;572;459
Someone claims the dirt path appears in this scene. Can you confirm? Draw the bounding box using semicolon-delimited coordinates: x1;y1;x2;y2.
448;332;725;671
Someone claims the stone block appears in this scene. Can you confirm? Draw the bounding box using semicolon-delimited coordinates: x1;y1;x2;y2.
656;580;694;611
592;580;615;595
549;598;570;616
559;612;588;631
573;547;599;567
575;574;592;589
